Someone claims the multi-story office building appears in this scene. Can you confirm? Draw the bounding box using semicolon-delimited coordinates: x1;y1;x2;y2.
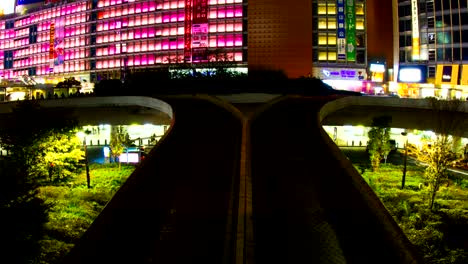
311;0;371;93
0;0;247;100
395;0;468;99
0;0;377;100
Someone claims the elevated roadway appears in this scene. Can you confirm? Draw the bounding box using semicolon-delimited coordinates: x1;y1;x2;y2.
3;95;467;263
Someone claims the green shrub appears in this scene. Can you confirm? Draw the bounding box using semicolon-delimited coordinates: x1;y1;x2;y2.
34;163;134;264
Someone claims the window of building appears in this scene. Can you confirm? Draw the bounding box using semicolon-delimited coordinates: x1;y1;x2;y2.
463;48;468;60
328;51;337;61
327;3;336;15
318;18;327;29
398;50;406;62
453;47;460;61
453;31;460;43
318;3;326;14
452;13;459;26
327;17;336;29
399;35;407;47
355;3;364;15
328;33;336;45
356;50;365;64
318;33;327;45
318;51;327;61
356;18;364;30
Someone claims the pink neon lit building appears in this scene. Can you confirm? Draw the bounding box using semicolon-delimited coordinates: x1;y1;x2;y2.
0;0;246;83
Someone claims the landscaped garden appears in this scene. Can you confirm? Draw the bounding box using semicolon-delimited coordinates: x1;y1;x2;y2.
341;147;468;264
34;163;135;264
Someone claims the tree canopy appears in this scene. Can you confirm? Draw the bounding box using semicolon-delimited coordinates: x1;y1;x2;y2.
0;100;83;263
367;115;392;171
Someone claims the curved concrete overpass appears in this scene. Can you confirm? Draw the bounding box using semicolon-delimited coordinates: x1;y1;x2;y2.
320;96;468;137
7;95;468;263
0;96;173;126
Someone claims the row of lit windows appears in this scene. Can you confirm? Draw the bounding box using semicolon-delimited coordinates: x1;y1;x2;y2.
98;0;242;9
65;25;88;37
63;14;87;27
3;36;88;50
98;1;180;17
14;38;29;47
34;14;86;32
14;45;49;57
97;16;242;33
96;22;241;43
0;2;88;30
0;5;243;38
98;0;183;9
317;17;365;30
2;32;244;58
34;3;88;23
97;34;242;55
1;38;22;49
95;52;243;69
98;5;242;21
5;37;244;67
0;30;15;40
65;49;88;60
0;52;243;77
318;33;337;45
15;28;29;38
1;14;241;42
1;0;243;31
317;51;338;61
317;2;365;15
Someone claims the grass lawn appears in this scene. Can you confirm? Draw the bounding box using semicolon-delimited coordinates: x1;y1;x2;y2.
35;163;135;264
341;147;468;264
27;149;468;263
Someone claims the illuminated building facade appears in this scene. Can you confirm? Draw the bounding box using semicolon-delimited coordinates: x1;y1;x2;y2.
0;0;246;99
395;0;468;99
0;0;380;99
311;0;370;93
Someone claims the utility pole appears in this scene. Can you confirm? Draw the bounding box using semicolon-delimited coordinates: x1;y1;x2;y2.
401;132;408;189
84;138;90;189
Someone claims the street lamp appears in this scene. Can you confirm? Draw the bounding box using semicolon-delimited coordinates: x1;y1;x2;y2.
77;131;91;189
401;131;408;189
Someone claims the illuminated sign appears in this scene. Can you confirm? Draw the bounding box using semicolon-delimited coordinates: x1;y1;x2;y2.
53;18;65;67
442;66;452;82
17;0;44;5
49;23;55;60
192;24;208;48
192;0;208;62
337;0;346;60
321;68;365;80
0;0;16;15
184;0;192;62
119;153;140;163
398;66;427;83
369;64;385;73
411;0;420;60
346;0;356;62
461;65;468;85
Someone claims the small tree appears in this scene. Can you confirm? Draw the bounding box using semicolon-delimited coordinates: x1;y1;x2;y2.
0;100;80;262
411;135;457;210
410;97;465;210
367;116;392;171
36;132;84;183
110;125;131;169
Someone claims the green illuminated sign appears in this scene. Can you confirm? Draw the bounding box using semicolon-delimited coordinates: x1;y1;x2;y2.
346;0;356;62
